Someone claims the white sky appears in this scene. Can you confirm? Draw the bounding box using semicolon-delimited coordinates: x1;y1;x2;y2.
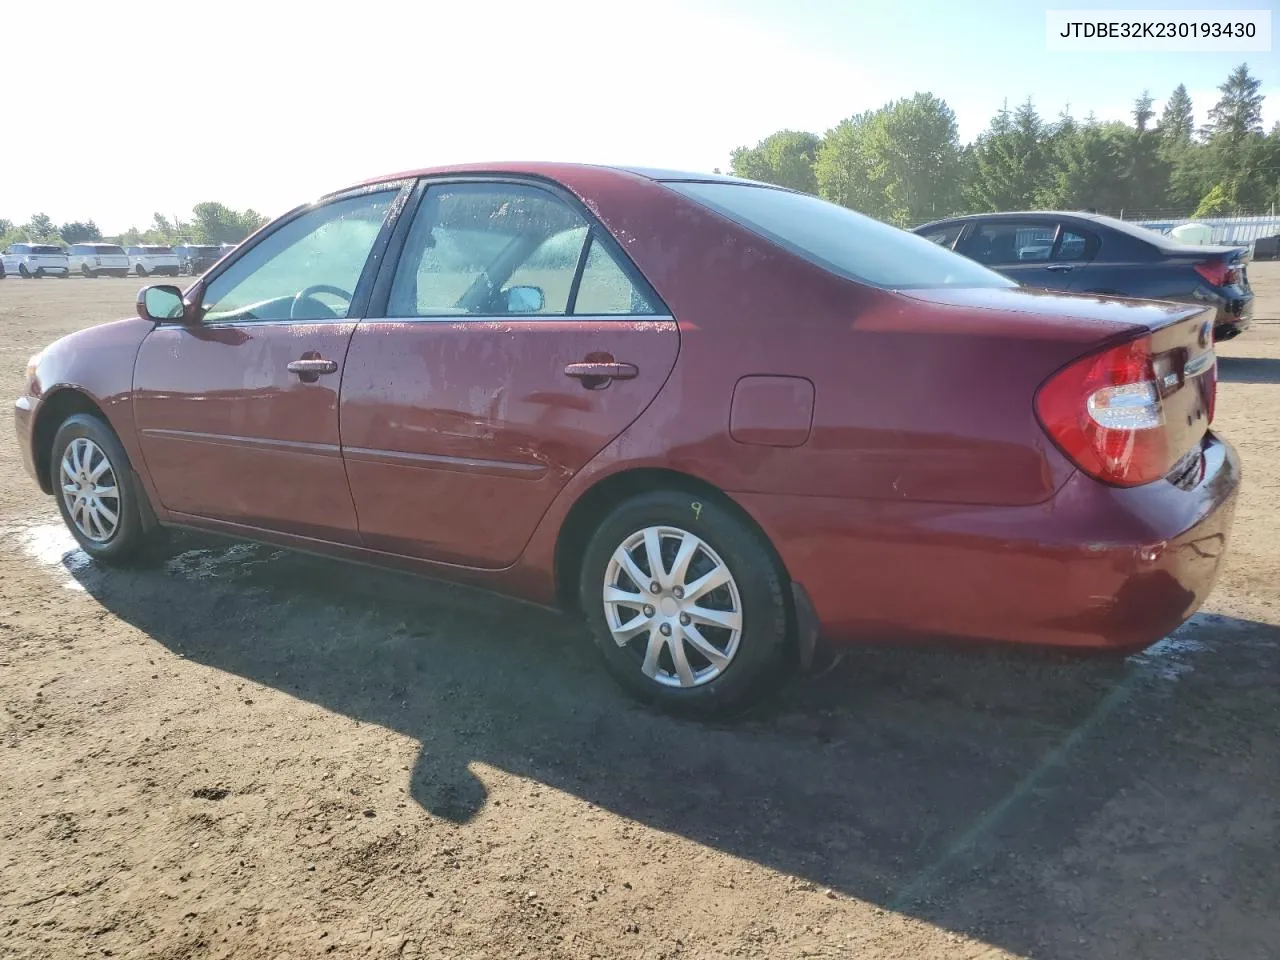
3;0;1275;233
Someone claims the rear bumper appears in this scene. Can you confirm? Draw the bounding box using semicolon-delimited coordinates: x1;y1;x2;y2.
14;395;41;487
1212;291;1254;339
738;432;1239;652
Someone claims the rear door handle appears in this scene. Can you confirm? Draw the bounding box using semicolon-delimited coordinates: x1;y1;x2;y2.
1044;263;1074;273
287;358;338;382
564;361;638;387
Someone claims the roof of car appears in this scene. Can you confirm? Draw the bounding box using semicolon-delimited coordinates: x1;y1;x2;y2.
351;161;764;193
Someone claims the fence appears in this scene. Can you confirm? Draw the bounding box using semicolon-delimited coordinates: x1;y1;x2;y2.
1124;215;1280;253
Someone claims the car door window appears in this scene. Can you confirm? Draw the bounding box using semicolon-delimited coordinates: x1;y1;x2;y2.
201;190;396;323
958;222;1056;265
1055;229;1091;262
918;223;964;250
573;234;658;315
389;183;594;317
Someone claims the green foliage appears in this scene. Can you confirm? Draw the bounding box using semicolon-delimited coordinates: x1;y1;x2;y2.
733;63;1273;221
815;93;962;224
1192;184;1233;218
966;99;1047;211
58;221;102;244
731;130;822;193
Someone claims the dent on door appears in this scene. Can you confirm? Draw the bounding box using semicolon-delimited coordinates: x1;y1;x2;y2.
340;319;679;568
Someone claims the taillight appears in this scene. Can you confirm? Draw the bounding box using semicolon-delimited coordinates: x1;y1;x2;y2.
1194;259;1238;288
1035;336;1172;487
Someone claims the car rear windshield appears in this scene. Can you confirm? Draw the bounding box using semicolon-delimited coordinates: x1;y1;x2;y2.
142;246;173;254
193;246;221;255
91;245;126;255
31;245;64;255
665;181;1014;290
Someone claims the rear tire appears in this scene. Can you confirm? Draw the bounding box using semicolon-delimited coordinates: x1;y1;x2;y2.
81;265;93;278
51;414;164;566
578;489;792;717
19;265;30;279
136;264;147;277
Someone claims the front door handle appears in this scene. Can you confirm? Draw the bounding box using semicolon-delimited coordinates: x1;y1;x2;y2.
564;360;638;389
1044;263;1074;273
287;357;338;383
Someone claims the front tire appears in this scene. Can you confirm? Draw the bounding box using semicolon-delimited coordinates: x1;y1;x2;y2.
579;489;792;717
51;414;161;566
19;265;31;278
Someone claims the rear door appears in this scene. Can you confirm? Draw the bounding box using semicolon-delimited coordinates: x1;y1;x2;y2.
340;178;680;568
956;217;1078;291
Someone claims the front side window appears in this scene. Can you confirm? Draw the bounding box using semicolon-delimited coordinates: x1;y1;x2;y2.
919;223;965;249
200;190;396;323
668;182;1012;290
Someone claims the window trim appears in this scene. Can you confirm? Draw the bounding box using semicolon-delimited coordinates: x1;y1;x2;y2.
177;179;415;327
365;174;669;321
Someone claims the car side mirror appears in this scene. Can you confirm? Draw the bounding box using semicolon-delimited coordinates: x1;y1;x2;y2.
505;285;545;314
137;284;188;323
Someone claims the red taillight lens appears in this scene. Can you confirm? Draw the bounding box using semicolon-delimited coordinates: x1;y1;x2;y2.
1035;336;1171;487
1194;259;1232;288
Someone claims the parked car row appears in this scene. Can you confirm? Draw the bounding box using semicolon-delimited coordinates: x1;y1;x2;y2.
913;211;1255;340
1;242;236;279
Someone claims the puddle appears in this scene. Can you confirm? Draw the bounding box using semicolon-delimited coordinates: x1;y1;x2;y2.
11;521;93;592
6;516;287;592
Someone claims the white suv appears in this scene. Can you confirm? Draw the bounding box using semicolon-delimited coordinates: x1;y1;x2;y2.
1;243;70;278
126;244;181;277
69;242;131;278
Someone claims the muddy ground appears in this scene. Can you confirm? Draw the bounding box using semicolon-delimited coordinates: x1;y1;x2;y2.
0;268;1277;960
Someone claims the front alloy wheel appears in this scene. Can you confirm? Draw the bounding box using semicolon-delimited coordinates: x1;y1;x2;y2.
51;414;164;565
59;437;121;543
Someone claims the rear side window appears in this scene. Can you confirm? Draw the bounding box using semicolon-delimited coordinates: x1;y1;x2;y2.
956;221;1057;265
667;182;1012;290
574;235;658;315
1055;230;1092;262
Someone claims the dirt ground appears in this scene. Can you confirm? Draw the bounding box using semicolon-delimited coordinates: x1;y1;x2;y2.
1;268;1278;960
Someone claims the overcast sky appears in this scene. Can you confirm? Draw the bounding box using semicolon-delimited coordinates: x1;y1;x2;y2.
3;0;1275;233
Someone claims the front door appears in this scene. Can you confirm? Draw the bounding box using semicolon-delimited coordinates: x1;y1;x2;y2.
133;186;404;543
340;180;680;568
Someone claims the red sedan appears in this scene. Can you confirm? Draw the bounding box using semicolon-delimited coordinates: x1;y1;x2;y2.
15;164;1238;714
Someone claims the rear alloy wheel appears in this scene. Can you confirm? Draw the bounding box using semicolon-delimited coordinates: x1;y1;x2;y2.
52;414;162;565
580;490;791;716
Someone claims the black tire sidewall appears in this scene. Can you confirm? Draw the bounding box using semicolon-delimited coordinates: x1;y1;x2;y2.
51;414;148;564
579;490;791;716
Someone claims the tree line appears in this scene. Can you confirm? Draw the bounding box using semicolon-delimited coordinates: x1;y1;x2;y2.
0;202;269;251
728;63;1278;226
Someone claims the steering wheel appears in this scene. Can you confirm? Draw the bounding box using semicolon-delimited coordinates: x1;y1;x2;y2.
290;284;353;320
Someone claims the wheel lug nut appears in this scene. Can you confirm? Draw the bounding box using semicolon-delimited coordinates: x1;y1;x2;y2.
649;581;661;594
672;586;684;599
679;613;691;626
643;605;655;617
659;623;672;637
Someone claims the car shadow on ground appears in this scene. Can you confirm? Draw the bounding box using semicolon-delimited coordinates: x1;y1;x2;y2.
1217;355;1280;384
55;529;1280;959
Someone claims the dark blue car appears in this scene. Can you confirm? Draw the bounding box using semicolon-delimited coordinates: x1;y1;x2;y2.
914;211;1254;340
